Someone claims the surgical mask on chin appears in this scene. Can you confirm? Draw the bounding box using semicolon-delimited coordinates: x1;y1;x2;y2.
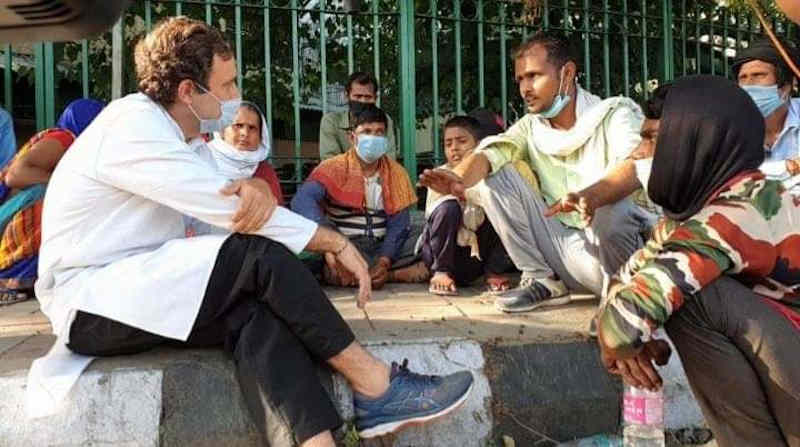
188;83;241;134
355;134;388;164
634;157;653;195
741;84;787;117
537;66;572;119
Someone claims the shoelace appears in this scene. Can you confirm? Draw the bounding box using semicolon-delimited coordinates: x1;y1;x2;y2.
394;359;437;389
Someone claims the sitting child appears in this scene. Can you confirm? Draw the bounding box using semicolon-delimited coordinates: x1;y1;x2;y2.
413;116;515;295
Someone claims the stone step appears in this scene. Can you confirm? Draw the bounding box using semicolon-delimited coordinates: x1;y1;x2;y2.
0;285;706;446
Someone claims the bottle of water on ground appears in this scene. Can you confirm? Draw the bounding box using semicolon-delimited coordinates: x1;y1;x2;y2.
623;385;665;447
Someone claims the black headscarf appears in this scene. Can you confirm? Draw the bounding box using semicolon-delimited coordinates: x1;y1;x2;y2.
648;75;765;221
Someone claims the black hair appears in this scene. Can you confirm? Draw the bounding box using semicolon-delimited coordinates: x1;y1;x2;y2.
443;115;483;141
346;71;379;95
511;31;578;70
643;83;672;120
350;103;388;129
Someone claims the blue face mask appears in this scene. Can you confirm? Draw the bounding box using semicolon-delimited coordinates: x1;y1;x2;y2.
355;134;388;164
537;66;572;119
741;84;787;117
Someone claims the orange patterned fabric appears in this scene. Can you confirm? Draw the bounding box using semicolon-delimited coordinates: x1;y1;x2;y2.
308;149;417;215
0;200;42;270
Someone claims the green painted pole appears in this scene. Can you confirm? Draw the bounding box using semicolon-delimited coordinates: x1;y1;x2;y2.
4;45;12;111
263;0;273;135
176;0;182;16
432;0;441;164
35;43;44;130
603;0;610;96
399;0;417;179
145;0;152;30
623;0;630;96
662;0;674;81
235;2;242;89
291;0;302;182
723;9;729;78
372;0;380;107
543;0;549;29
681;0;687;75
709;4;715;76
583;0;590;90
82;40;89;98
477;0;485;107
695;2;701;74
454;0;463;114
347;15;354;74
206;0;212;24
321;0;327;113
44;42;55;128
500;2;508;124
641;0;649;99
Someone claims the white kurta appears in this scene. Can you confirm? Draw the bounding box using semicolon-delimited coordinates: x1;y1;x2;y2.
26;93;318;417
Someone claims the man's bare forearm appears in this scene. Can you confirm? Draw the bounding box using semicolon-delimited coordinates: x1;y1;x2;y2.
579;159;641;209
452;152;492;188
305;225;348;253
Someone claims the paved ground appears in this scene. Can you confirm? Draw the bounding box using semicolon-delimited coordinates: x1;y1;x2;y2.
0;283;599;371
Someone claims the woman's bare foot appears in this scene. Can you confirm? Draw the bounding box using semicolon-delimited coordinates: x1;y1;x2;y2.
388;260;431;283
429;271;457;295
486;273;511;293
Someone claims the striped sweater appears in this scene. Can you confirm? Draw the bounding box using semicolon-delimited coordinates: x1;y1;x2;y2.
599;172;800;350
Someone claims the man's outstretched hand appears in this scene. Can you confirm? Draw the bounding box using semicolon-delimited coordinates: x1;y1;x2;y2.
418;169;466;200
545;191;597;226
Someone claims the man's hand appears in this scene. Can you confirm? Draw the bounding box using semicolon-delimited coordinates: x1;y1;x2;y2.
369;257;391;290
600;337;671;391
221;178;277;233
323;252;357;287
418;169;466;200
545;191;597;226
787;158;800;176
333;239;372;308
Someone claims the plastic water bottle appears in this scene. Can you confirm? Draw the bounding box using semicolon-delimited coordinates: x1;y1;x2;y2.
623;385;665;446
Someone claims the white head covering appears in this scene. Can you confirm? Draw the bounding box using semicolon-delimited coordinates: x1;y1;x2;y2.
207;101;271;180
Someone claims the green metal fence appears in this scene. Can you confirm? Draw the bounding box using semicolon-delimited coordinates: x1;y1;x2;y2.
0;0;796;191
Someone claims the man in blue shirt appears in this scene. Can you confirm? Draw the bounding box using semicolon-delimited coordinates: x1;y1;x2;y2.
734;38;800;192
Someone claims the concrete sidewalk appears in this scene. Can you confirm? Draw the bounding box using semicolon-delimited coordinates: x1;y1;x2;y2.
0;284;707;446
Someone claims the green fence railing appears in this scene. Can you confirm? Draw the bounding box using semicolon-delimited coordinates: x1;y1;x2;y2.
0;0;796;193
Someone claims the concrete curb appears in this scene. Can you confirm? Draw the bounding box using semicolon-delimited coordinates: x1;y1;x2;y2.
0;333;705;447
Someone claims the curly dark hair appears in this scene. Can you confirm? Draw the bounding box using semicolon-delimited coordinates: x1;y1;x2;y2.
134;16;233;107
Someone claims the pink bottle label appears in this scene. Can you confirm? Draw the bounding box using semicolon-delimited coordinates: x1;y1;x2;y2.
623;394;663;425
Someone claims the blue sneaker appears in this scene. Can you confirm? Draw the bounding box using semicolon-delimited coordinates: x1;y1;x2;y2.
353;359;474;438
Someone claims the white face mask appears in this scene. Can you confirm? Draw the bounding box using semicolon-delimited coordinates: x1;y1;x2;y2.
188;82;241;134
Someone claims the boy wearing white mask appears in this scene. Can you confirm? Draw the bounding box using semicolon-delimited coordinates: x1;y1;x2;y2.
734;37;800;193
292;104;420;290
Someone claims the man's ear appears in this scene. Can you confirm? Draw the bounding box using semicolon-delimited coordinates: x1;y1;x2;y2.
348;130;357;147
564;61;578;88
176;79;196;106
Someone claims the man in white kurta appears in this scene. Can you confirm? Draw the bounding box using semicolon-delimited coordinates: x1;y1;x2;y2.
26;17;473;447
